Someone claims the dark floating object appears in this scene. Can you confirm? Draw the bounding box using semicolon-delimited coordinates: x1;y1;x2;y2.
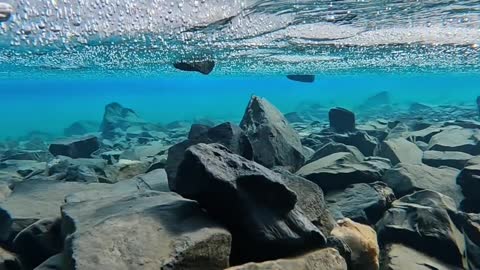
286;75;315;83
173;60;215;75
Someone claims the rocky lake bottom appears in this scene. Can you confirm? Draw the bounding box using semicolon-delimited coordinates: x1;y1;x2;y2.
1;91;480;270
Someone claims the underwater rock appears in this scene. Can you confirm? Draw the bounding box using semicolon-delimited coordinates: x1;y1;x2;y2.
34;253;63;270
240;96;305;171
428;127;480;155
13;218;62;269
48;136;99;159
382;163;463;206
331;131;378;156
331;218;379;270
166;122;253;187
375;138;423;166
0;149;51;162
329;107;355;133
286;75;315;83
173;60;215;75
381;243;463;270
175;143;326;264
112;159;150;181
284;112;304;123
356;91;391;114
119;141;167;161
408;102;432;113
64;120;99;137
456;212;480;269
406;125;443;142
423;150;472;169
225;248;347;270
307;142;364;165
376;190;466;268
47;156;111;182
0;247;21;270
62;191;231;270
187;123;212;139
0;177;108;244
356;119;390;141
0;159;46;179
457;157;480;212
325;182;395;225
0;2;13;22
297;152;391;192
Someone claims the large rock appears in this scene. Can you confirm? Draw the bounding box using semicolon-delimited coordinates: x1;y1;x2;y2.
240;96;305;171
119;141;167;161
331;218;379;270
225;248;347;270
325;182;395;225
375;138;423;165
382;163;463;206
381;243;463;270
331;131;378;156
358;91;390;110
307;142;364;165
428;127;480;155
329;107;355;133
457;157;480;212
297;152;391;192
376;190;466;268
175;143;326;264
166;122;253;187
34;253;63;270
62;191;231;270
48;136;99;159
64;121;99;137
423;150;472;169
0;247;22;270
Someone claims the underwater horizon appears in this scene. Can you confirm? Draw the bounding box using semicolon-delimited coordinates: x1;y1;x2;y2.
1;1;480;270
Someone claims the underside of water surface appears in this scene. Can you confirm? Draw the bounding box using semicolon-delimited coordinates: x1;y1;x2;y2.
0;1;480;270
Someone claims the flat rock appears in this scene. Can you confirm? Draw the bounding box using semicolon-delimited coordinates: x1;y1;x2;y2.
329;107;355;133
382;163;463;206
240;96;305;171
375;138;423;165
297;152;391;192
376;190;466;268
62;191;231;270
0;150;51;162
381;243;463;270
175;143;326;264
307;142;364;165
331;131;378;156
423;150;472;169
120;141;167;160
226;248;346;270
48;136;99;159
428;127;480;155
325;182;395;225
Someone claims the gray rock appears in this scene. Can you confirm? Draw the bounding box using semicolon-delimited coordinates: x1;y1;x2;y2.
297;152;391;192
457;157;480;212
331;131;378;156
166;122;253;186
119;141;167;160
382;163;463;206
381;243;462;270
0;150;51;162
376;190;466;268
173;60;215;75
375;138;423;165
0;160;46;179
329;107;355;133
0;246;22;270
423;150;472;169
48;136;99;159
240;96;305;171
62;191;231;270
428;127;480;155
34;253;63;270
307;142;364;165
64;121;99;137
13;218;62;268
175;143;326;264
325;182;395;225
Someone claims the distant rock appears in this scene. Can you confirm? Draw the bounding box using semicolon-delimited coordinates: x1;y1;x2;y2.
382;163;463;206
166;122;253;186
48;136;99;159
331;218;379;270
423;150;472;169
357;91;391;111
240;96;305;171
326;182;395;225
375;138;423;165
409;102;432;112
62;191;231;270
297;152;391;192
226;248;347;270
175;143;326;264
173;60;215;75
329;107;355;133
381;243;463;270
284;112;303;123
286;75;315;83
376;190;466;268
64;120;99;137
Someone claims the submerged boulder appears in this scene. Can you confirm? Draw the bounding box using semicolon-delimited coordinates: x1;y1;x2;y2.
307;142;364;165
173;60;215;75
331;131;378;156
64;120;99;137
62;191;231;270
297;152;390;192
375;138;423;165
457;157;480;211
240;96;305;171
423;150;472;169
376;190;466;268
329;107;355;133
175;143;326;264
428;127;480;155
166;122;253;187
48;136;99;159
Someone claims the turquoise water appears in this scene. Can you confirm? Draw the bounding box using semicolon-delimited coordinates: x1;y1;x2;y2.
1;73;479;140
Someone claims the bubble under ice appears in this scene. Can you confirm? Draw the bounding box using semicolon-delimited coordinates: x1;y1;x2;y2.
0;2;13;22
